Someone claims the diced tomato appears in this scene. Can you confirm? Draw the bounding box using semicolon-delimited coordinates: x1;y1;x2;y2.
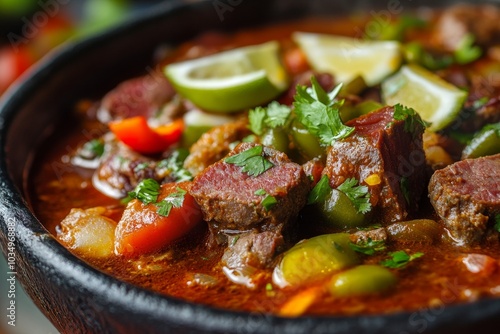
114;182;203;257
109;116;183;154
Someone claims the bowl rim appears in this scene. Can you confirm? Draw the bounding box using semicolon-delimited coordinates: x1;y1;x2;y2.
1;0;500;333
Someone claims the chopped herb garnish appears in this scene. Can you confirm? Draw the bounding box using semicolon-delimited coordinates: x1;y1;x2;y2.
249;101;291;136
393;104;430;133
82;139;105;158
349;238;386;256
307;174;331;205
157;149;193;182
156;187;186;217
126;178;160;205
400;177;410;205
380;250;424;269
494;214;500;233
254;188;277;211
248;107;266;135
261;195;278;211
294;78;355;146
454;33;482;65
266;283;273;291
366;15;426;41
337;178;371;214
134;162;151;172
225;145;274;177
230;235;240;246
254;188;267;196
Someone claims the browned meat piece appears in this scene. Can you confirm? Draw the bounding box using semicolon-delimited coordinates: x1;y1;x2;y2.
429;154;500;245
183;118;251;176
323;106;426;223
301;157;324;187
190;142;310;242
432;4;500;51
93;141;158;198
222;230;284;269
97;73;175;123
350;227;388;244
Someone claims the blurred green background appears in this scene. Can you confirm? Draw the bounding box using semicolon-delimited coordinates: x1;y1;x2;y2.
0;0;165;95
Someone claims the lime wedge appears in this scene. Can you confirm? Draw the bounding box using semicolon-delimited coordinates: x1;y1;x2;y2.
382;64;467;131
292;32;402;86
165;41;288;113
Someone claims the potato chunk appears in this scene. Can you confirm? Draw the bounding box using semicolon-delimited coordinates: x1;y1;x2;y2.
57;207;116;258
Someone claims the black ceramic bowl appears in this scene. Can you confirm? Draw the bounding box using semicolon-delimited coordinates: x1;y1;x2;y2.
1;0;500;333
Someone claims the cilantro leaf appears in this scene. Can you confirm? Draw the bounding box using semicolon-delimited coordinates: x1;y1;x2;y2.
254;188;277;211
248;102;291;136
393;104;430;133
454;33;482;65
82;139;105;158
294;78;354;146
307;175;331;205
126;178;160;205
254;188;267;196
225;145;274;177
156;187;186;217
265;101;291;128
261;195;278;211
337;178;371;214
248;107;266;135
157;149;193;182
349;238;386;255
380;250;423;269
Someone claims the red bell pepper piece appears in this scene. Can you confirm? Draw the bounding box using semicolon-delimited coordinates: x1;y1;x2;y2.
109;116;183;154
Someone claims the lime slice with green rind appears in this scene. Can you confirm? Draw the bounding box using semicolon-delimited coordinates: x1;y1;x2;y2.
292;32;402;86
165;41;288;113
382;64;467;131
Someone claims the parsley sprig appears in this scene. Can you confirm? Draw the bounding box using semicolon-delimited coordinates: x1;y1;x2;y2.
225;145;274;177
307;174;330;205
380;250;423;269
125;178;186;217
337;178;371;214
249;101;291;136
308;175;372;214
127;178;160;205
392;104;430;133
156;187;187;216
293;77;355;146
254;188;277;211
157;148;193;182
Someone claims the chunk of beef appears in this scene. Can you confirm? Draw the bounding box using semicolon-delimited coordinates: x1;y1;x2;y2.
429;154;500;245
97;73;175;123
183;118;251;176
432;4;500;51
190;142;310;242
93;140;157;198
222;230;284;269
323;106;426;223
349;227;388;245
